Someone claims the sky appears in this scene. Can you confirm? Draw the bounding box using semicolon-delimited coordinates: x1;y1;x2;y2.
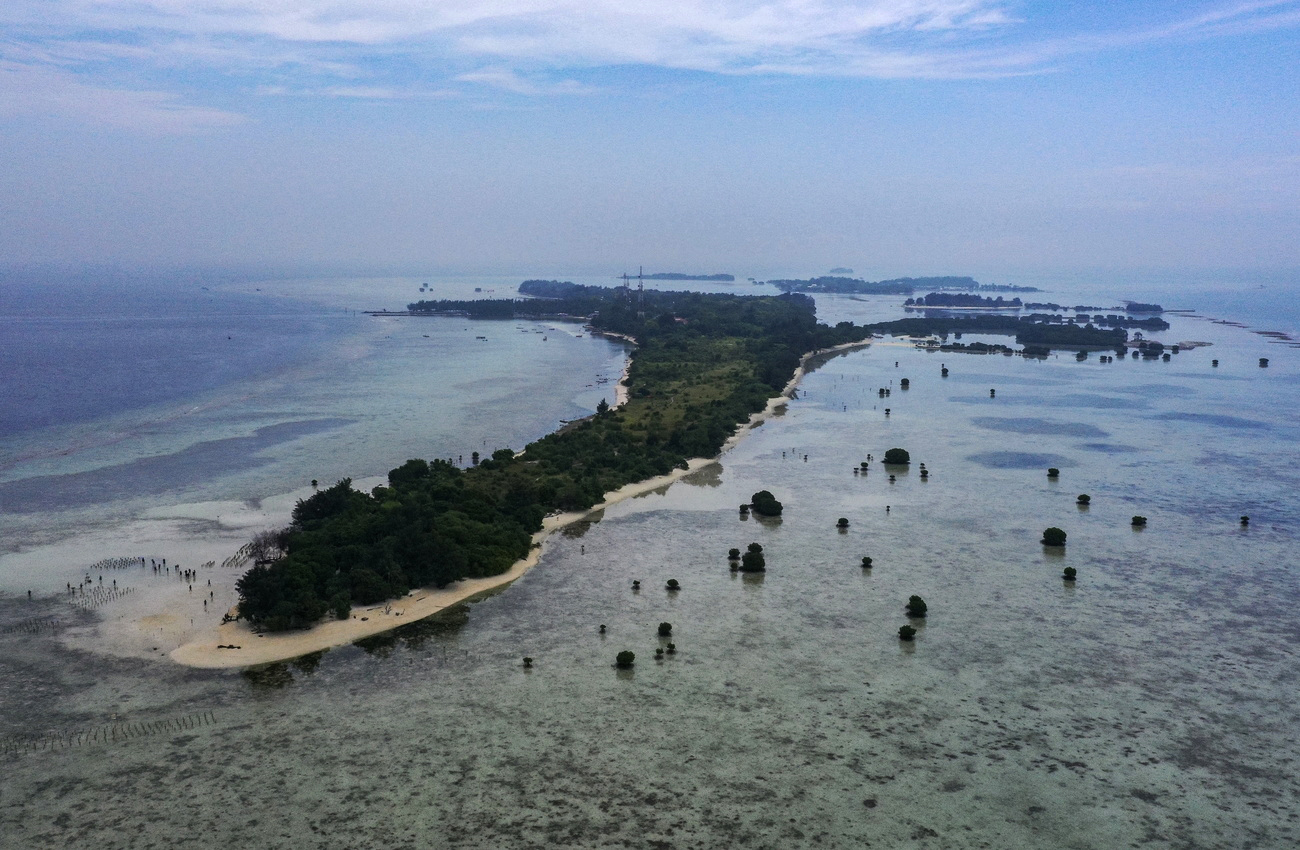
1;1;1298;277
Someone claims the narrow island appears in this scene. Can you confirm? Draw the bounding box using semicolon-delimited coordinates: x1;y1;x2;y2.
642;272;735;281
768;275;1040;294
177;285;873;666
905;293;1024;309
178;281;1155;667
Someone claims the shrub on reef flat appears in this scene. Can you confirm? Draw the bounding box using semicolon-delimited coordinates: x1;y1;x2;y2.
1042;527;1067;546
750;490;784;517
905;595;928;617
884;448;910;465
615;651;635;668
899;625;917;641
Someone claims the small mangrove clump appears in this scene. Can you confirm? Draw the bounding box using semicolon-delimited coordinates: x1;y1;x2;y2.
599;624;606;634
740;542;766;572
666;579;681;591
1240;515;1250;526
1077;494;1091;505
1131;516;1147;527
523;656;533;668
1047;467;1060;478
905;595;928;618
750;490;784;517
837;517;850;529
883;447;910;465
615;650;635;668
728;547;741;559
899;625;917;641
861;556;873;568
1063;567;1077;581
1041;527;1067;546
631;580;641;590
666;643;676;655
658;622;673;637
655;648;664;659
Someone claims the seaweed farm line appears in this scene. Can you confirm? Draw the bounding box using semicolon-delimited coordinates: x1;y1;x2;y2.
1;711;218;759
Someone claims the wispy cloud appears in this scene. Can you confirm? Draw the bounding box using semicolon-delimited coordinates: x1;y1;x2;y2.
2;1;1299;127
456;67;598;95
0;59;246;131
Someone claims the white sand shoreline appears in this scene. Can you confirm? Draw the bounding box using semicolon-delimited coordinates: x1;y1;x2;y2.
169;337;872;669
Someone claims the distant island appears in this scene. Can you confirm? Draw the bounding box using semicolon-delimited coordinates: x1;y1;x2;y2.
642;272;735;281
828;267;854;275
768;275;1041;294
768;276;914;294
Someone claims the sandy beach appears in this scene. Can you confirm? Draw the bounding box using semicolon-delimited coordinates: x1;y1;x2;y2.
168;336;872;669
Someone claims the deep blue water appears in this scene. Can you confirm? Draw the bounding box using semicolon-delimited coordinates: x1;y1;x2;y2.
0;270;349;437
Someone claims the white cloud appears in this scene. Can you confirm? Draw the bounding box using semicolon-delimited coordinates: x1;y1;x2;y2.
455;67;598;95
0;60;246;131
1;0;1298;129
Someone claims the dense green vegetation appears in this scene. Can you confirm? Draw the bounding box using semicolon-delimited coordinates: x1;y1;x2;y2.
740;542;766;573
237;286;869;631
905;293;1023;308
750;490;783;516
863;315;1128;350
1042;527;1068;547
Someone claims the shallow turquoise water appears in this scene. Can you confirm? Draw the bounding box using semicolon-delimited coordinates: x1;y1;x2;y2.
1;276;1298;849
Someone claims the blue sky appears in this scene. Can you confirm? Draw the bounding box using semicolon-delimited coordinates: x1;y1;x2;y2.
2;1;1297;275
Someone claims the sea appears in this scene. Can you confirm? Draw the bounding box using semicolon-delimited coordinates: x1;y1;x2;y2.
1;266;1298;849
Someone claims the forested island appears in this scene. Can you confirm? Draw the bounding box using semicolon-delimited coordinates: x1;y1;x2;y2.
643;272;735;281
864;315;1128;350
236;286;869;630
237;284;1150;631
768;275;1040;294
905;293;1024;309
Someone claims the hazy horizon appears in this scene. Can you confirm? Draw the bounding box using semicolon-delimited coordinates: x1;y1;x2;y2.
2;2;1298;273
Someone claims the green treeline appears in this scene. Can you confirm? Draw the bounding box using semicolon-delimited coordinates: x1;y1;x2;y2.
236;288;868;631
905;293;1023;308
863;315;1126;349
